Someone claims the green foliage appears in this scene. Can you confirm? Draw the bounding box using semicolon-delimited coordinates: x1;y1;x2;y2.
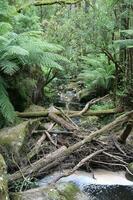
78;54;115;92
0;78;16;123
91;102;114;111
0;0;69;123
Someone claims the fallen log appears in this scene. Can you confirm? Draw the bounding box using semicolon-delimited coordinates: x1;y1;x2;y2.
70;95;110;117
16;108;123;118
49;112;77;131
16;111;48;118
9;110;132;183
70;108;123;117
9;146;67;182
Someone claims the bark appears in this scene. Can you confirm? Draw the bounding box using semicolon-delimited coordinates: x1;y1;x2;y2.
9;146;67;182
49;112;77;131
9;111;132;183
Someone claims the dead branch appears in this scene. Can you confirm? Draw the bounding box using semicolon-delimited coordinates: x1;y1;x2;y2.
44;130;58;147
9;146;67;182
48;111;77;131
102;151;128;165
9;111;132;183
27;134;46;160
70;95;110;117
52;149;104;183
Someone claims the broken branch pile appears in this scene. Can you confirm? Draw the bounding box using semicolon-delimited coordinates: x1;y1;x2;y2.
6;97;133;188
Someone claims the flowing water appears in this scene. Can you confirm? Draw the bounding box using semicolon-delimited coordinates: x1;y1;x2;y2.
38;170;133;200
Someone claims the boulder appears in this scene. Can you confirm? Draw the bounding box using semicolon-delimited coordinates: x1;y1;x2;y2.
0;154;9;200
10;182;88;200
0;121;29;154
0;120;40;163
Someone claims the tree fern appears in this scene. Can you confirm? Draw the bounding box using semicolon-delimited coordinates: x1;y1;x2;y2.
78;54;115;91
0;2;69;124
0;77;16;123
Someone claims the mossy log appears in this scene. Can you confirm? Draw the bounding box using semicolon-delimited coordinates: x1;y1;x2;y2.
35;0;82;6
9;111;132;183
17;0;82;12
49;112;77;131
16;108;122;118
9;146;67;182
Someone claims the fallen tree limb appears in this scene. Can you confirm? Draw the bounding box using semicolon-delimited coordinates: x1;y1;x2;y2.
44;130;58;147
9;110;132;183
16;111;48;118
48;111;77;131
70;95;109;117
70;108;124;117
16;108;123;118
9;146;67;182
27;134;46;160
52;149;104;184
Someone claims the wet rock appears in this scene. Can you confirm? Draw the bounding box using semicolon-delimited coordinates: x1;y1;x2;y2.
126;162;133;181
10;182;88;200
0;154;9;200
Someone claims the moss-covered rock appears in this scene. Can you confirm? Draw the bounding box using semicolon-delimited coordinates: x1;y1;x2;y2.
25;104;46;112
0;122;29;154
0;154;9;200
126;162;133;181
0;120;40;165
10;182;88;200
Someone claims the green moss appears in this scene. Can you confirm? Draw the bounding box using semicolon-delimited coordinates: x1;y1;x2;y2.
48;188;66;200
125;162;133;182
57;183;80;200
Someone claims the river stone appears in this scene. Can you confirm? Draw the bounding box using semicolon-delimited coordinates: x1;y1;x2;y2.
0;154;9;200
10;182;88;200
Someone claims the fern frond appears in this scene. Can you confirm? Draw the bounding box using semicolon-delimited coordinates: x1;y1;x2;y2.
0;77;16;123
2;45;29;58
0;22;13;35
0;60;19;75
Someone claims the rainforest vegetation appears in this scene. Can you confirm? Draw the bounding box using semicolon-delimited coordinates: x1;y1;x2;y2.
0;0;133;199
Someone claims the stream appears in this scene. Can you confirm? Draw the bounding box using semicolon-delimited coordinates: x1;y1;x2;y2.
38;170;133;200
